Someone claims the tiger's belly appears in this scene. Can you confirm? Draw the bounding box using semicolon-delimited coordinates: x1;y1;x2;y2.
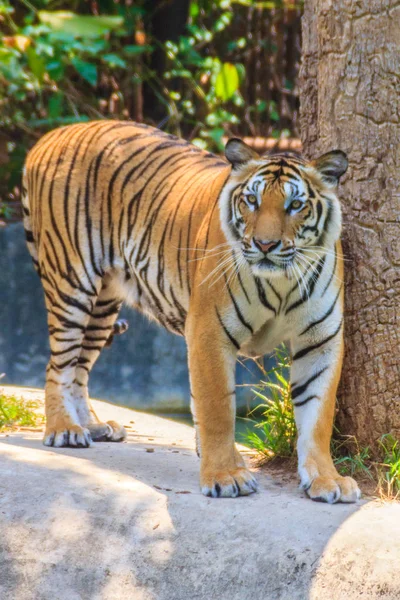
110;267;188;336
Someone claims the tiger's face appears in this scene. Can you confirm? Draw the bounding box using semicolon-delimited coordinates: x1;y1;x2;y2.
219;139;348;278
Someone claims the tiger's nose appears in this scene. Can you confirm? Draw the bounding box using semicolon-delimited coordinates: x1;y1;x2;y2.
253;238;280;253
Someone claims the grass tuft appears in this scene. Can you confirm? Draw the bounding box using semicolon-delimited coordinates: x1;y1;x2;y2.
0;389;45;432
376;434;400;500
241;346;296;461
241;349;400;499
332;434;374;481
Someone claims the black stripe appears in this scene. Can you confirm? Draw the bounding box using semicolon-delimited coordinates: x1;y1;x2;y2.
293;320;343;361
53;336;79;343
177;229;183;289
77;357;90;365
50;357;78;370
156;216;173;304
84;161;103;277
323;200;333;234
291;367;328;400
254;277;276;314
185;201;197;296
25;229;34;242
81;344;102;352
56;289;92;316
215;307;240;349
44;237;96;301
307;256;326;296
169;285;187;323
86;324;116;332
93;128;148;192
44;138;99;298
224;271;254;334
322;249;338;296
236;269;251;304
283;259;315;310
304;179;316;199
315;200;323;229
168;161;222;240
51;344;82;357
63;125;100;248
96;298;118;308
293;395;319;408
265;278;282;312
126;189;142;240
92;304;120;319
83;335;110;343
144;151;204;223
300;285;342;335
73;188;98;295
53;316;86;331
285;257;326;314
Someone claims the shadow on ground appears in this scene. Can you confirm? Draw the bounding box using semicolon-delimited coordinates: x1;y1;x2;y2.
1;396;400;600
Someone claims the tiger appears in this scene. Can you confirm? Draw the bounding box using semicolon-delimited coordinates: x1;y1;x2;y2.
22;120;361;503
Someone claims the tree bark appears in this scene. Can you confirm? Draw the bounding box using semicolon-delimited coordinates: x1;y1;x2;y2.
299;0;400;449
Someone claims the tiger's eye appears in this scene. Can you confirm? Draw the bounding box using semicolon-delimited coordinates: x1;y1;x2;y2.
290;199;303;211
247;194;257;205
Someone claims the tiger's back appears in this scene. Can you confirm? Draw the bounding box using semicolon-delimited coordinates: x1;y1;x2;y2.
23;120;229;333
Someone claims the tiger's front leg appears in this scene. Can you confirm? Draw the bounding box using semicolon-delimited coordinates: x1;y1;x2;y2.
291;308;361;503
186;311;258;498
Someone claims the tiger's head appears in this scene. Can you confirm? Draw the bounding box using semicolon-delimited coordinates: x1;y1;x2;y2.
219;139;348;278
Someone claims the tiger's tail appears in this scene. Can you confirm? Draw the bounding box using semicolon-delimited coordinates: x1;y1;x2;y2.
21;167;40;276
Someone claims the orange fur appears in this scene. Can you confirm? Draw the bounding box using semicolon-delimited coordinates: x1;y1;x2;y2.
21;121;359;501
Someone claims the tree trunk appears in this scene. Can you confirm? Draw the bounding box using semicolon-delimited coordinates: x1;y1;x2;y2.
299;1;400;449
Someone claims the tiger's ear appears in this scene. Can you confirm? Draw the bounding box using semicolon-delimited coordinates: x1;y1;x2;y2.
225;138;260;168
311;150;348;186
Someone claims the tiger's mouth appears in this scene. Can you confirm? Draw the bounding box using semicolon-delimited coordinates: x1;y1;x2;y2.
251;255;294;274
243;246;296;274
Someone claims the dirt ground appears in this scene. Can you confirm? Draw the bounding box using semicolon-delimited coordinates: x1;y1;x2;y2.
1;386;400;600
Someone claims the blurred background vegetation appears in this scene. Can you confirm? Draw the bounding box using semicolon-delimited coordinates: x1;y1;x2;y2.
0;0;302;220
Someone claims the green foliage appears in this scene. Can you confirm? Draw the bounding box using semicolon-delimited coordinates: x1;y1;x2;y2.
378;434;400;498
332;435;374;480
242;347;297;460
37;11;123;37
0;391;44;431
0;0;148;203
242;351;400;498
0;0;301;206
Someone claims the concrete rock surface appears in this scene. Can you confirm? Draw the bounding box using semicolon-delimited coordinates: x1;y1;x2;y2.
0;387;399;600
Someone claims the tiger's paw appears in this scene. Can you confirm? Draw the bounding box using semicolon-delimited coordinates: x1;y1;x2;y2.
87;420;126;442
201;467;258;498
303;474;361;504
44;425;92;448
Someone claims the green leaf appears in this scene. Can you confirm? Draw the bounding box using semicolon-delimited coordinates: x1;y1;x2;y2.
46;59;65;82
270;108;279;122
102;53;126;69
189;1;200;19
164;68;192;79
48;94;64;118
124;44;153;55
71;58;97;87
256;100;267;113
206;127;225;147
38;11;123;38
25;47;46;82
215;63;239;102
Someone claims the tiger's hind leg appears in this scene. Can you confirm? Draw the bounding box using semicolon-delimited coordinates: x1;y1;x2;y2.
74;274;127;443
43;273;101;448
